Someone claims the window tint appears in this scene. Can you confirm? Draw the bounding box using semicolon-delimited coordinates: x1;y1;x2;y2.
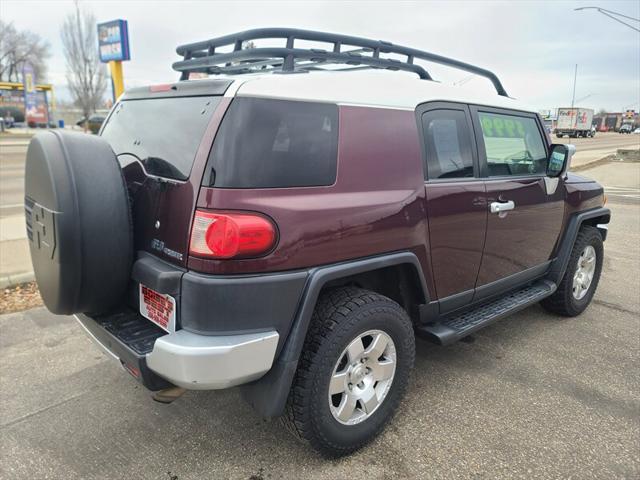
422;109;474;179
206;98;338;188
478;112;547;176
101;96;219;180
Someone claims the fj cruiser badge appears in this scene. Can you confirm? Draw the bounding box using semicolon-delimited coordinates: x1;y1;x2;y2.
151;238;183;260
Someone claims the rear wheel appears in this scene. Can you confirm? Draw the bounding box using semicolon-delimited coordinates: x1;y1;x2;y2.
282;287;415;457
542;226;603;316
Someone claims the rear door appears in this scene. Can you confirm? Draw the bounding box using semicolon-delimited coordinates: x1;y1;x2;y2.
419;102;487;312
100;84;229;267
470;106;564;298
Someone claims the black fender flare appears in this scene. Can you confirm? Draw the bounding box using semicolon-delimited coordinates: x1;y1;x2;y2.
548;207;610;284
239;251;429;418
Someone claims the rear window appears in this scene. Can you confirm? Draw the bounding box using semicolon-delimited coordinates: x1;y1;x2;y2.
101;96;220;180
205;98;338;188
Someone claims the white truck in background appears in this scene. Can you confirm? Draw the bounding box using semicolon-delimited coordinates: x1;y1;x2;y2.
555;108;595;138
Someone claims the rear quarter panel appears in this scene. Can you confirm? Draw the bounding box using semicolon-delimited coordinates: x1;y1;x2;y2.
191;105;433;295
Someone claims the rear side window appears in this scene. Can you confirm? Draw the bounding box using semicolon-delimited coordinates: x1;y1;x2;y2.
421;109;475;179
478;112;547;176
205;98;338;188
101;96;220;180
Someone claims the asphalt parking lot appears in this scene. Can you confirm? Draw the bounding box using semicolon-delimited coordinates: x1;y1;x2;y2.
1;144;639;479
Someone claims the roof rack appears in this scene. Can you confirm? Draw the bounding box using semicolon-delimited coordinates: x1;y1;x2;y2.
173;28;509;97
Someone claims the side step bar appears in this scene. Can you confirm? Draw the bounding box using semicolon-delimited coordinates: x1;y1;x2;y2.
417;280;556;346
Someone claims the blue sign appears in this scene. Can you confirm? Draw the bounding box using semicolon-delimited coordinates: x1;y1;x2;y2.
97;19;130;62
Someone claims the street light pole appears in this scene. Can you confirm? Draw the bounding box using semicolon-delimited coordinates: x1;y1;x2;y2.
570;64;578;108
574;7;640;32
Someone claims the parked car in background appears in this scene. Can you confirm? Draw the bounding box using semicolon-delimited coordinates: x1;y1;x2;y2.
76;115;106;133
619;124;634;134
24;28;610;457
633;128;640;134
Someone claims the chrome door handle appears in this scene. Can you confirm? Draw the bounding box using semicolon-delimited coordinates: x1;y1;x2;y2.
489;200;515;213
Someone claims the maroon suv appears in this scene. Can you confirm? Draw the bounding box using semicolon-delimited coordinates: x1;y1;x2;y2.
25;29;610;457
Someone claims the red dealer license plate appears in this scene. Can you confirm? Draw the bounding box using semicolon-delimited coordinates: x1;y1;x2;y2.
139;284;176;333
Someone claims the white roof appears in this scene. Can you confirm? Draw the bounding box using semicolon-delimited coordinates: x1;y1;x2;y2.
228;70;534;112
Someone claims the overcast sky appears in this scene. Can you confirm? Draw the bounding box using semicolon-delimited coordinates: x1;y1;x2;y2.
2;0;639;112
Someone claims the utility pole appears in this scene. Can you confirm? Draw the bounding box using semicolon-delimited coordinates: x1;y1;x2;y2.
570;64;578;108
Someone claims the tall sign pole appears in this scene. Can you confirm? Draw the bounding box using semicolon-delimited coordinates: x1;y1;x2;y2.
22;63;37;124
97;19;130;101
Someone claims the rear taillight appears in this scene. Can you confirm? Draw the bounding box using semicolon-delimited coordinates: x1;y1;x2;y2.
189;210;277;259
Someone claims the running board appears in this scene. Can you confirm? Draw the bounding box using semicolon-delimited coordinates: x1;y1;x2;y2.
417;280;556;346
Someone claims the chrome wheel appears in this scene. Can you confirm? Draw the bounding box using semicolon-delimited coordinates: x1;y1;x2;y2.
328;330;396;425
572;245;596;300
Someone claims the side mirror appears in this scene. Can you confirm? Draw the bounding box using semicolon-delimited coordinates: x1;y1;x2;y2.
547;143;575;177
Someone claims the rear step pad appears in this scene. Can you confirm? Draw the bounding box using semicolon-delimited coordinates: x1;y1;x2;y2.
94;310;166;355
417;280;556;346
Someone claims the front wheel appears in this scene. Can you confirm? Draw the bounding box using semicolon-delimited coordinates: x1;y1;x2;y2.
542;226;603;316
282;287;415;457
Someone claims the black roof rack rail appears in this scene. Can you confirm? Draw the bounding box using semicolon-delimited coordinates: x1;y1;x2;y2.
173;28;509;97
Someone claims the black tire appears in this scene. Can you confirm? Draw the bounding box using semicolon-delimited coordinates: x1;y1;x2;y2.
25;131;132;315
282;287;415;457
542;226;603;316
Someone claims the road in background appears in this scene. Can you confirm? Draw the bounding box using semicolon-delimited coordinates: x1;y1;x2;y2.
0;142;29;219
555;132;639;167
0;139;32;285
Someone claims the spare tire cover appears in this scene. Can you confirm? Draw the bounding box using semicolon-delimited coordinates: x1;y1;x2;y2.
25;130;132;315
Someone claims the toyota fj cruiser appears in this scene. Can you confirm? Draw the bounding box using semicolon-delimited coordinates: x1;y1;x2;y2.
25;29;610;457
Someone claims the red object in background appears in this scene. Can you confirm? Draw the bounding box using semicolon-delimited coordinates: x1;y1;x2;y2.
149;84;173;92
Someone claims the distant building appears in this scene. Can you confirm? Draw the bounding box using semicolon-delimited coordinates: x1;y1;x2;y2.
0;81;54;126
592;111;637;132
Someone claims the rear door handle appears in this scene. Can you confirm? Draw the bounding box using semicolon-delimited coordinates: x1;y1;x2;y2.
489;200;515;213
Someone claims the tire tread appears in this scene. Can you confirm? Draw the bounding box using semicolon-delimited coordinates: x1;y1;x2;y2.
542;226;603;316
282;287;414;456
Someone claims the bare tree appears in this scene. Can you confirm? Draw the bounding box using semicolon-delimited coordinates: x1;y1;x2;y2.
0;20;51;82
60;2;107;126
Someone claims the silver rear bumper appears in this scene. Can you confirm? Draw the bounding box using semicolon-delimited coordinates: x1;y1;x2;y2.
75;312;279;391
146;329;279;390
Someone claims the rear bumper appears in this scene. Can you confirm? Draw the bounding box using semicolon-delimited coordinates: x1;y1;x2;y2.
75;253;304;392
146;329;279;389
75;312;279;390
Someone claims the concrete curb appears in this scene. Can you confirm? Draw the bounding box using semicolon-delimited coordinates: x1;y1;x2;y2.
0;271;35;289
571;149;640;172
0;141;32;147
570;156;616;172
